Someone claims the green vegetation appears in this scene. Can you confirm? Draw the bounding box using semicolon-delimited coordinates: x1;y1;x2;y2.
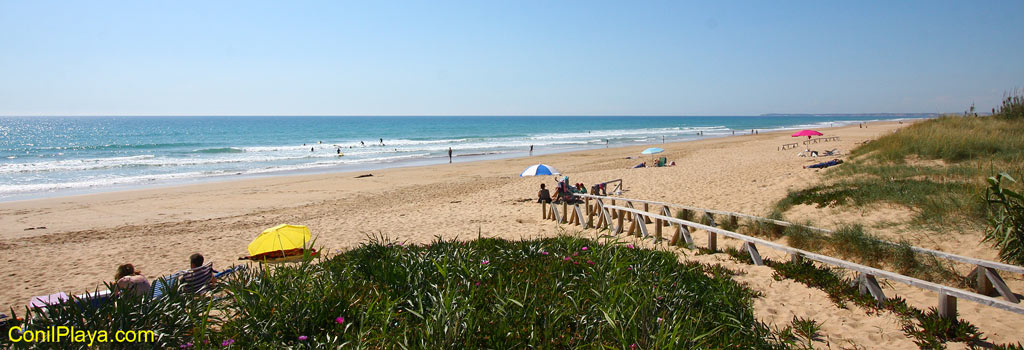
717;214;740;231
4;236;792;349
675;208;695;222
742;211;787;239
984;173;1024;265
775;94;1024;229
789;316;823;349
752;256;988;349
738;219;961;285
706;245;1009;349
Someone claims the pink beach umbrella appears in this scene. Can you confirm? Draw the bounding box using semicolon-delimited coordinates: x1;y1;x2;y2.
791;129;823;139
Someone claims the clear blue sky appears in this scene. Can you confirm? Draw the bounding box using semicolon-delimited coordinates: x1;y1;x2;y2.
1;1;1022;116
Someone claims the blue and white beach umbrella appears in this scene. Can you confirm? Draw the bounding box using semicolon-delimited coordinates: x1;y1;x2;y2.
641;147;664;155
520;164;561;177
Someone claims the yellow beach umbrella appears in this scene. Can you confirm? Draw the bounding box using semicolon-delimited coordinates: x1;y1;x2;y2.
248;224;311;257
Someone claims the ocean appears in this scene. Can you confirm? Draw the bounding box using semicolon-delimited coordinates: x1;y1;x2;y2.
0;115;922;201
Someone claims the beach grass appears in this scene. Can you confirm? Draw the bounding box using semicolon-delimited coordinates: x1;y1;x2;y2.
773;93;1024;269
776;102;1024;230
5;235;791;349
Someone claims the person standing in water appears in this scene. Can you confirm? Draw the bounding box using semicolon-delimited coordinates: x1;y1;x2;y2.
529;145;534;155
380;138;383;144
448;147;453;163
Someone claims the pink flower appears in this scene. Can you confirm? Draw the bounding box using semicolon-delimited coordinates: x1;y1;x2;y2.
626;267;633;271
336;316;345;324
481;260;490;265
563;257;571;261
221;339;235;347
627;244;635;249
541;251;549;255
630;343;638;349
475;282;481;286
587;260;594;265
180;343;193;349
657;317;664;323
581;246;588;251
298;336;308;341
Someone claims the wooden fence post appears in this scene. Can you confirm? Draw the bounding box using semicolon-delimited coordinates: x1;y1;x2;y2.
856;273;886;305
542;202;547;220
636;213;649;237
741;242;764;266
984;267;1020;303
705;212;717;251
791;253;804;264
938;291;957;320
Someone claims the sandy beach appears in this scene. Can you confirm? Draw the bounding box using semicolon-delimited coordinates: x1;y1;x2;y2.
2;121;1021;347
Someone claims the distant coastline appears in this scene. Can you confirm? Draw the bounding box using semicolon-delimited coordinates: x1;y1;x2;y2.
760;113;941;117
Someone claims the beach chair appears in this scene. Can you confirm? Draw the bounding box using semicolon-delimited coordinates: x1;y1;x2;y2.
151;265;245;299
180;263;216;294
214;265;246;279
656;157;667;167
151;271;184;299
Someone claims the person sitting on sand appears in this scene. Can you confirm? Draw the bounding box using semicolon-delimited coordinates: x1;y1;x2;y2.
575;183;587;194
537;184;552;203
180;253;217;294
552;182;565;203
633;162;646;168
114;264;151;297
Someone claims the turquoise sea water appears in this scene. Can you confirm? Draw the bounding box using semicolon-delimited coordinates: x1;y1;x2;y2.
0;116;923;201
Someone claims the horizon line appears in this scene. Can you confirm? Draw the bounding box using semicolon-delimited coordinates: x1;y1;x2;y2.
0;113;945;118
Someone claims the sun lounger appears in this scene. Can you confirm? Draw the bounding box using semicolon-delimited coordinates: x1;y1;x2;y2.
72;290;112;309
